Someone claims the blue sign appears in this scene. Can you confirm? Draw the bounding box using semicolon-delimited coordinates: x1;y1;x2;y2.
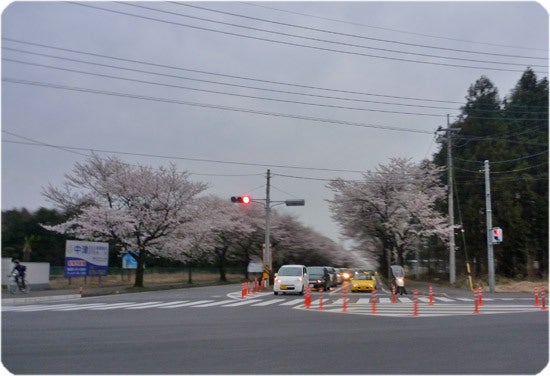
122;253;138;269
65;240;109;277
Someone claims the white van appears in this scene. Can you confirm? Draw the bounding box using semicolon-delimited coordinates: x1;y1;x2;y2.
273;264;309;295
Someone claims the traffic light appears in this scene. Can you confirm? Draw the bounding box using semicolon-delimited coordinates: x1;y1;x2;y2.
492;227;503;244
231;195;251;204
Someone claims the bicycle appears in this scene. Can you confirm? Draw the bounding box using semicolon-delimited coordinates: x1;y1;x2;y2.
8;270;30;294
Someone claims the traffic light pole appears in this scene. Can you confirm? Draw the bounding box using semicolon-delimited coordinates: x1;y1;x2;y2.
485;160;496;293
264;169;272;287
232;169;303;288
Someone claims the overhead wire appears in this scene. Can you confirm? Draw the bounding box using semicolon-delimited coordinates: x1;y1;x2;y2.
122;1;547;68
2;77;438;134
2;38;467;106
4;50;547;121
1;57;454;118
173;2;548;61
5;38;548;114
240;1;548;53
67;2;544;74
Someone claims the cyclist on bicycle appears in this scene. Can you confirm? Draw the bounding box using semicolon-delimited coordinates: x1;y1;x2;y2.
11;259;27;290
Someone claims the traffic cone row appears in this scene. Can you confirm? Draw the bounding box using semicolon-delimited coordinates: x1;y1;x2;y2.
241;280;264;299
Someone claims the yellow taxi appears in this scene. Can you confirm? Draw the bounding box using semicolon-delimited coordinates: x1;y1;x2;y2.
350;273;376;292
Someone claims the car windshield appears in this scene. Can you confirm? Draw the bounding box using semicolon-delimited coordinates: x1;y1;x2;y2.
278;267;302;276
355;274;372;280
306;267;325;275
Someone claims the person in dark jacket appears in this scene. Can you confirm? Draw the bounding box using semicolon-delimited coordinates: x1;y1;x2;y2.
11;259;27;289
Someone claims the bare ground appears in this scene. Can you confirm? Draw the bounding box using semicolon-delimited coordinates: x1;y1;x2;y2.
495;280;549;293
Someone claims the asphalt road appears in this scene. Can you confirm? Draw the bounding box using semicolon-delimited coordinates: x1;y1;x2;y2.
2;284;548;374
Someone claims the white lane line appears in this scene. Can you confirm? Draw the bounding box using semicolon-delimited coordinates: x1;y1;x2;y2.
279;299;305;306
434;297;455;302
124;301;167;310
57;303;109;311
90;302;139;310
3;303;80;312
222;299;263;307
252;299;285;306
356;298;371;305
192;300;236;307
158;300;211;308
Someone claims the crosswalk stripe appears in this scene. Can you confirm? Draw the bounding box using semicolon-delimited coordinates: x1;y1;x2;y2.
2;295;543;317
57;303;108;311
222;299;263;307
434;297;455;302
124;301;164;309
192;299;235;307
279;299;305;306
252;299;285;306
159;300;210;308
90;302;139;310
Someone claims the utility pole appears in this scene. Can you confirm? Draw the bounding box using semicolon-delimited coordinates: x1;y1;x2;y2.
436;116;460;285
484;160;496;293
447;115;456;285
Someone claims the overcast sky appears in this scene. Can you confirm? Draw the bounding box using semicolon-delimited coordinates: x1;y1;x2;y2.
2;1;548;244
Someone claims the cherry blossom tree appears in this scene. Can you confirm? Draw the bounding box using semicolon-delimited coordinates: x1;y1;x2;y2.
166;195;257;282
42;154;207;287
328;158;450;279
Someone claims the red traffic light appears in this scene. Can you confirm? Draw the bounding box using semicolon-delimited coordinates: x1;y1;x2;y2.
492;227;503;243
231;196;252;204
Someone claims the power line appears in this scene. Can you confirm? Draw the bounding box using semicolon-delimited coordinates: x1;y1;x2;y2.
1;38;467;106
2;50;464;113
173;2;548;61
240;2;548;53
6;38;547;113
453;150;548;165
1;136;368;174
2;57;451;118
3;77;438;134
2;52;543;120
68;2;544;73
